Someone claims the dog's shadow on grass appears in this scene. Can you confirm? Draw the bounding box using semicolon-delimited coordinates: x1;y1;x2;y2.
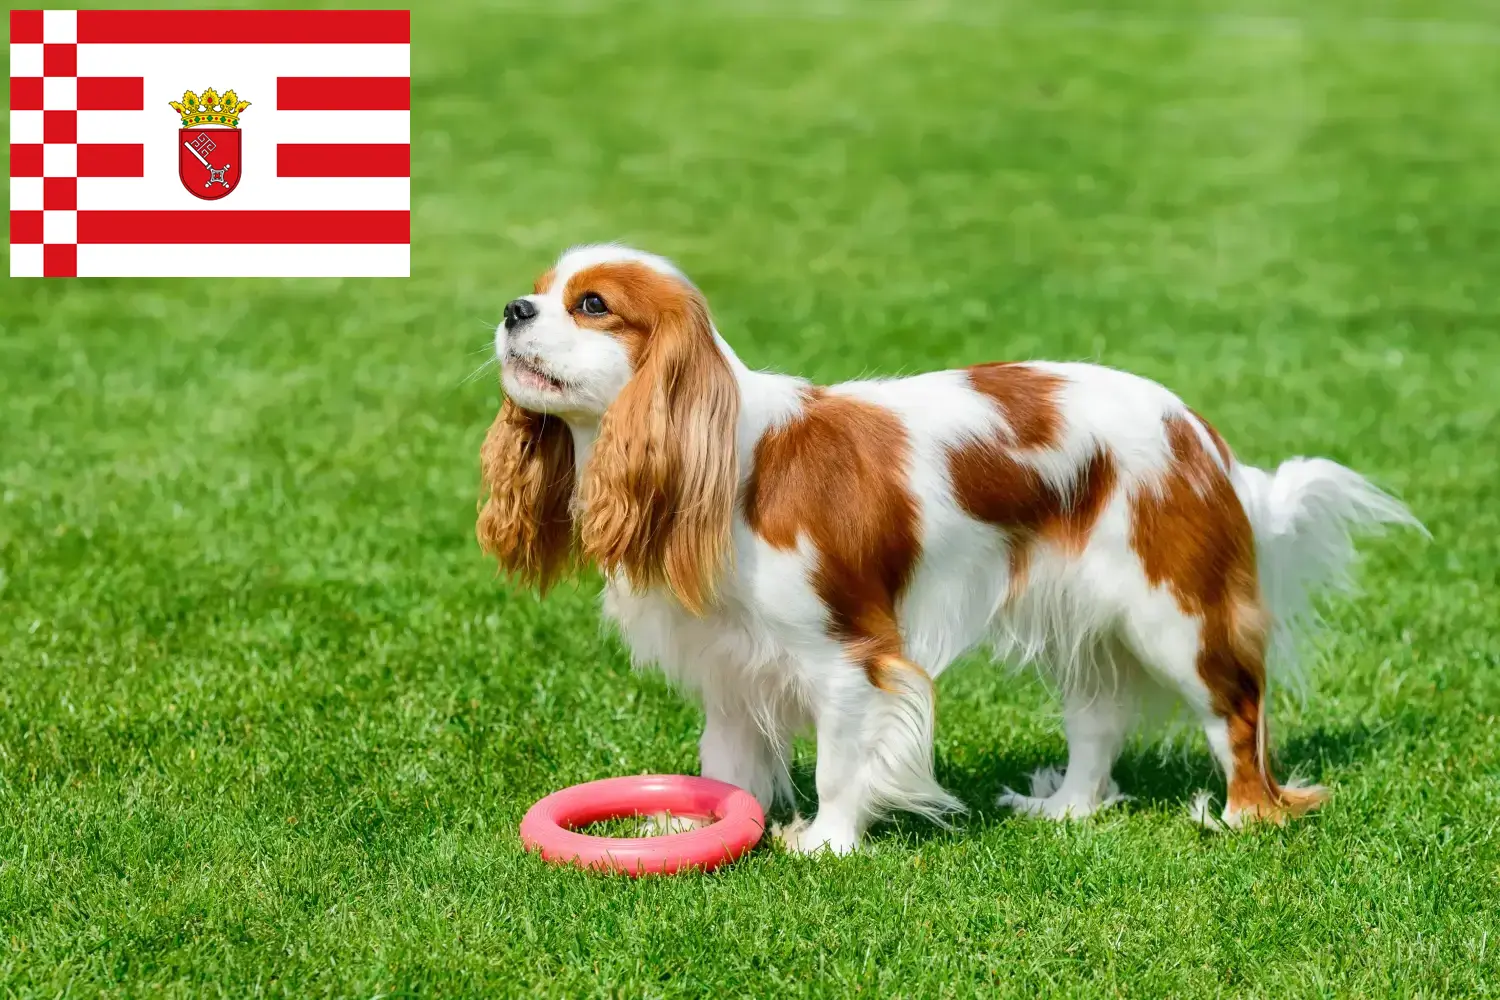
777;718;1404;844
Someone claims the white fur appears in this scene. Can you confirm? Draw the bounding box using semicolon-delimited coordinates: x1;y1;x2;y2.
493;244;675;420
1232;458;1428;689
499;246;1422;851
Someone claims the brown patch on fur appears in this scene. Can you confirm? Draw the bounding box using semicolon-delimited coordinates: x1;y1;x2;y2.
967;363;1066;448
573;262;739;616
1131;417;1256;618
951;446;1118;553
560;262;684;365
532;267;556;295
477;399;577;591
1132;415;1321;822
743;390;921;690
868;653;937;706
1189;407;1234;467
950;365;1116;597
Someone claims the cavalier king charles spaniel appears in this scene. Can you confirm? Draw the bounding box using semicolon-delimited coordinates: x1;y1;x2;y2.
479;244;1421;854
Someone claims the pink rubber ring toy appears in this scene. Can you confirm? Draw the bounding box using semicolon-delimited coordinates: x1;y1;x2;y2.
519;775;765;876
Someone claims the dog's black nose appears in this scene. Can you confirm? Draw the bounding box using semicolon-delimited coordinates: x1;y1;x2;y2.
503;297;538;329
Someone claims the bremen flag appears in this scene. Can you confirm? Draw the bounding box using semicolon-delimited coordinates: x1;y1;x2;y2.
9;9;410;278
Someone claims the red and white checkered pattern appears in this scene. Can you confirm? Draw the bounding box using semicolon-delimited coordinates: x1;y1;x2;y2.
11;9;80;276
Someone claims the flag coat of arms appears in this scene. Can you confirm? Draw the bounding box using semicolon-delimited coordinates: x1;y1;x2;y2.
9;9;410;277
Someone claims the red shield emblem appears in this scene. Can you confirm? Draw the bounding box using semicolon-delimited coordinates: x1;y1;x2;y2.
178;128;241;200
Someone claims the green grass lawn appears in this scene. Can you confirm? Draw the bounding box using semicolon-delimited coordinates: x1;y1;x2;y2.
4;0;1498;995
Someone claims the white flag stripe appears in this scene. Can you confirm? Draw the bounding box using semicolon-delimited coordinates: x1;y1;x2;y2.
10;43;43;78
42;9;78;43
43;211;78;244
11;111;44;145
11;177;44;211
78;43;410;80
77;110;409;146
79;176;409;212
44;76;78;111
270;110;411;144
10;245;45;279
44;145;77;177
77;110;405;208
76;243;409;278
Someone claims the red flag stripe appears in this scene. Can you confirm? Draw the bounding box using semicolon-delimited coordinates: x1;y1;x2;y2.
78;78;146;111
45;177;78;211
277;76;410;111
278;143;410;178
77;210;410;244
11;77;44;111
78;144;146;177
43;44;77;77
11;10;43;44
44;110;77;144
10;144;44;177
45;244;79;278
77;10;410;44
11;210;44;245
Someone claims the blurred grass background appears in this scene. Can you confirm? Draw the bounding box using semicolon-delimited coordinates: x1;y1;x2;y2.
2;0;1497;995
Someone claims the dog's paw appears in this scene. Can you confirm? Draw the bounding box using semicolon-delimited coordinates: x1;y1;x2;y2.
772;814;858;856
770;814;811;851
998;767;1127;821
1195;780;1329;831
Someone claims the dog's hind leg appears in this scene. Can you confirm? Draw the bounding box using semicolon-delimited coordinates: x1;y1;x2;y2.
1122;590;1327;828
999;639;1140;820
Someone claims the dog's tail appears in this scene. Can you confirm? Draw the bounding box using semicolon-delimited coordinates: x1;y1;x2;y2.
1232;457;1425;688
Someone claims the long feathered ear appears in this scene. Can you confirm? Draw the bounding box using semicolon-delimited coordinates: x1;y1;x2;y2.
477;399;577;591
579;290;739;615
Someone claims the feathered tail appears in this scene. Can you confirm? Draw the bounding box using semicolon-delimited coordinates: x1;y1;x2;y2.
1232;457;1426;687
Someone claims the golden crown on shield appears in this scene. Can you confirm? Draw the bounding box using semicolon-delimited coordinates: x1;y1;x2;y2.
169;87;251;129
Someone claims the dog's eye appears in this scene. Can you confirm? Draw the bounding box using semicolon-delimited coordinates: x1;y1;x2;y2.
578;293;608;317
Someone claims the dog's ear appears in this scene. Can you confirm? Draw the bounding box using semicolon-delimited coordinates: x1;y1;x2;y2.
477;399;576;591
578;288;739;615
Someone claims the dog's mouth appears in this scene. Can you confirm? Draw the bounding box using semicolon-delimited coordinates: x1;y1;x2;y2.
505;355;566;394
